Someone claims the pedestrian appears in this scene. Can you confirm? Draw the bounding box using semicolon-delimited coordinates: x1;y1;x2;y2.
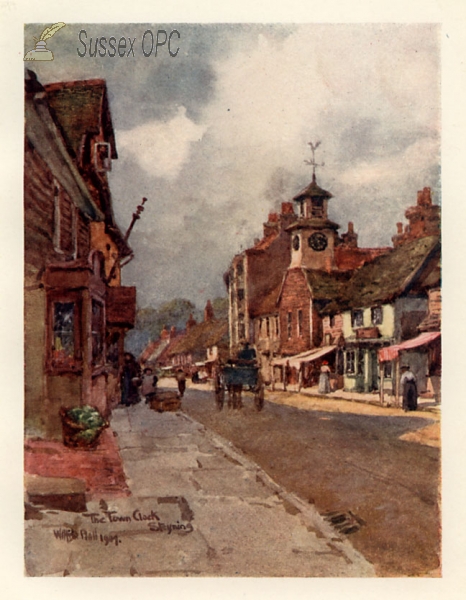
176;368;187;398
141;367;158;404
400;364;418;411
284;360;291;392
120;352;141;406
318;360;331;394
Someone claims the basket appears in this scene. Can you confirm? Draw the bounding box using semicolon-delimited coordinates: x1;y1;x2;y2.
149;390;181;413
59;406;109;450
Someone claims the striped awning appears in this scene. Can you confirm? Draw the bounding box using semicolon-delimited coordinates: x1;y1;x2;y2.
378;331;440;363
272;346;336;369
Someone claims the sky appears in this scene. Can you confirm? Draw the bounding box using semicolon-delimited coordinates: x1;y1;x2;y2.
24;23;440;310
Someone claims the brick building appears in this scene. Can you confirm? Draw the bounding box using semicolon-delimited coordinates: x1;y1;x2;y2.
24;71;136;439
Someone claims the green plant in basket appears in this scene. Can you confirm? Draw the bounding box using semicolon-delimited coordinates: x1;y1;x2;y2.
62;405;108;448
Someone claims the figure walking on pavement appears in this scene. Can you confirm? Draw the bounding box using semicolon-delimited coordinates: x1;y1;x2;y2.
400;364;418;411
318;361;331;394
120;352;141;406
141;367;158;404
176;368;187;398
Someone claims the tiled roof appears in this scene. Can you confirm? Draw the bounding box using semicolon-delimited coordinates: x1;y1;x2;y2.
44;79;117;160
321;235;440;314
168;319;229;357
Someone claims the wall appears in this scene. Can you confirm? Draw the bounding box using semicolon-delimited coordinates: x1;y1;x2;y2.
279;268;312;355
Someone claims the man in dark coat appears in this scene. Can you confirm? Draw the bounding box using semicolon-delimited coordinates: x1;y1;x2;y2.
121;353;141;406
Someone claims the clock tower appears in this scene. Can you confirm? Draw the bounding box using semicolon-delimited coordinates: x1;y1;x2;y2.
288;142;339;271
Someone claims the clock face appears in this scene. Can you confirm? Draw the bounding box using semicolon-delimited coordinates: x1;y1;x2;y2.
292;235;300;251
308;232;328;252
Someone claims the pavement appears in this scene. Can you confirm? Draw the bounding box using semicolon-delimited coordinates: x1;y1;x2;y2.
24;400;376;577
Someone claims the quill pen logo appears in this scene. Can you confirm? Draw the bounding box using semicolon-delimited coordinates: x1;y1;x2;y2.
24;23;66;61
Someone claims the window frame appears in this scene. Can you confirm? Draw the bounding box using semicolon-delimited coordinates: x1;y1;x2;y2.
287;312;292;339
346;350;355;375
351;309;364;329
371;306;383;326
47;290;83;373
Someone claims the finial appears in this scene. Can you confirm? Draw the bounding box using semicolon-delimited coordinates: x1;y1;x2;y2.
304;141;325;181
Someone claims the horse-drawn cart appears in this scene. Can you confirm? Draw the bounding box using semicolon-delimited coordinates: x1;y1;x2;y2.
215;360;264;411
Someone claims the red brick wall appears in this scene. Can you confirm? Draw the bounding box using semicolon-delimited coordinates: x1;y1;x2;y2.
322;313;344;344
279;268;312;355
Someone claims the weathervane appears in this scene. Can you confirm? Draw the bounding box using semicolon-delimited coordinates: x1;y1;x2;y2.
304;141;325;181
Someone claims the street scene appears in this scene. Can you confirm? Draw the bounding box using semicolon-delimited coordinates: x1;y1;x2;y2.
22;23;442;579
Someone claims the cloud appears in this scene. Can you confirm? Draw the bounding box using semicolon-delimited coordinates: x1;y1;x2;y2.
117;106;206;181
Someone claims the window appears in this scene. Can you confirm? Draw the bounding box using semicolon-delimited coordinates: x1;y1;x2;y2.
275;316;280;337
266;317;270;338
236;263;243;276
297;309;303;337
94;142;112;172
346;350;355;374
357;350;365;375
52;301;75;367
53;181;63;253
311;198;324;218
237;288;244;301
53;179;75;256
329;314;335;328
351;309;364;328
293;235;300;251
371;306;383;325
91;300;104;367
287;312;292;339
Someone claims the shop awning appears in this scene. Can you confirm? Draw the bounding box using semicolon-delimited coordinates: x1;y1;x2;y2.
272;346;336;369
378;331;440;363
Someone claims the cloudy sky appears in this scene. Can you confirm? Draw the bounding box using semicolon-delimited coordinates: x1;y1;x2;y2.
24;23;440;309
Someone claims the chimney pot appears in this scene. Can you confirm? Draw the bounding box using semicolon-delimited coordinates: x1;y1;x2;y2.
397;222;403;234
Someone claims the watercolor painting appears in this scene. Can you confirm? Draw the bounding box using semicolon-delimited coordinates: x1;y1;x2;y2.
23;23;441;578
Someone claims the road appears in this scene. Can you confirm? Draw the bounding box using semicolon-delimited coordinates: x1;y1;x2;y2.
180;383;441;577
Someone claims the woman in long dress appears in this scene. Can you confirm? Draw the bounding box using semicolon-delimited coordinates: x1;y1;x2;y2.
318;361;331;394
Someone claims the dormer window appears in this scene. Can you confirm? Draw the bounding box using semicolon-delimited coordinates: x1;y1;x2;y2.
94;142;111;172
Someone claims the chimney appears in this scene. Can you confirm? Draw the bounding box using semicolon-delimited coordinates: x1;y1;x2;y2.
418;187;432;206
348;221;354;234
281;202;294;215
160;326;169;340
186;314;197;332
204;300;214;322
396;222;403;234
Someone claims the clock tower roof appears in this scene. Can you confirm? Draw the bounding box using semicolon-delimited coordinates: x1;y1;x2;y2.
293;173;333;203
286;217;340;233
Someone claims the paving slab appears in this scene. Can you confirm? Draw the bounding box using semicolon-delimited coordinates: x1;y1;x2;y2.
25;402;375;577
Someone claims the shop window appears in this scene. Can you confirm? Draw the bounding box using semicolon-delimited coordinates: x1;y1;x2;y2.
371;306;383;325
91;300;104;367
384;361;392;378
351;309;364;328
346;350;355;374
52;302;74;360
